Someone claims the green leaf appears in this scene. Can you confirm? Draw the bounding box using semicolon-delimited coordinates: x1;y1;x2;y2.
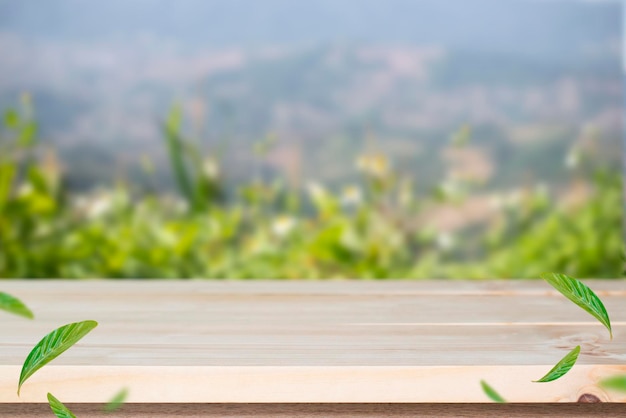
18;320;98;395
541;273;612;339
4;108;19;128
0;292;34;319
533;345;580;383
480;380;506;403
47;393;77;418
163;104;194;208
18;121;37;146
599;375;626;392
104;387;128;413
0;162;16;210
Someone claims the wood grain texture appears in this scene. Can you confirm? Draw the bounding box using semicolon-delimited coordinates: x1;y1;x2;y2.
2;403;626;417
0;280;625;404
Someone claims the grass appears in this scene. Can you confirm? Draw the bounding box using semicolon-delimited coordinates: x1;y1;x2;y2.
0;100;622;279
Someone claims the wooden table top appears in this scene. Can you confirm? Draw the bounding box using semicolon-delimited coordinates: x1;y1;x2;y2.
1;280;625;404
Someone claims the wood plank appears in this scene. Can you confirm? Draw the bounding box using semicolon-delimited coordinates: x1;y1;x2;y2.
1;280;625;403
2;364;626;403
3;403;626;417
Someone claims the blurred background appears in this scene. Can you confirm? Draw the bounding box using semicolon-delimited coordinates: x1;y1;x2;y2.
0;0;622;279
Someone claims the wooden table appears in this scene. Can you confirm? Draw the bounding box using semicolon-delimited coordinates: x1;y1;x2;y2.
1;280;625;416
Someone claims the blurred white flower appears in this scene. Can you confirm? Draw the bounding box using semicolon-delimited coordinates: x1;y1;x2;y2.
436;232;455;251
17;183;33;197
203;157;220;179
438;177;462;200
307;181;327;201
440;179;458;196
489;190;525;211
356;153;390;178
565;147;580;169
341;185;362;207
271;215;296;238
86;195;113;219
488;194;504;210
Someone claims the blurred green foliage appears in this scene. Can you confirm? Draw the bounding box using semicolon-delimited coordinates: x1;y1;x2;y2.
0;100;622;279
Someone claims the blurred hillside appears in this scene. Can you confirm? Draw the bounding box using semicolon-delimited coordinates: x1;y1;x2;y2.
0;99;622;278
0;0;621;191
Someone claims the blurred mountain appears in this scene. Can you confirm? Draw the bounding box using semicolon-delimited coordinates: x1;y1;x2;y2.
0;0;621;191
0;0;619;56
